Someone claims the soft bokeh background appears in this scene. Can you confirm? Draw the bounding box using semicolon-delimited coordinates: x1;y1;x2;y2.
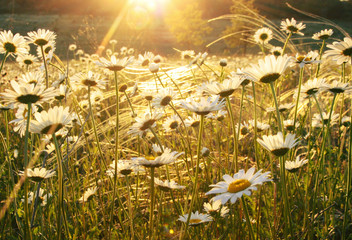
1;0;352;56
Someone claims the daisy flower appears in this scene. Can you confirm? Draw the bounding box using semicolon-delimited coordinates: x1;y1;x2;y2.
312;111;339;127
271;47;283;57
266;103;295;113
312;29;333;41
35;40;56;58
79;187;98;203
184;114;201;127
163;114;181;132
257;132;299;157
70;71;106;90
153;177;186;191
30;106;72;135
10;105;38;137
20;167;55;182
206;167;271;204
206;109;227;122
295;51;320;68
22;188;52;206
181;96;225;116
248;120;270;132
200;78;243;97
295;78;329;99
324;37;352;65
203;200;229;217
18;71;45;85
135;148;183;168
181;50;195;60
96;55;134;71
236;122;251;140
0;30;28;57
55;85;70;101
243;55;292;84
342;115;350;127
280;156;308;173
128;111;163;137
283;119;300;131
280;18;306;36
16;53;38;67
254;27;273;45
152;143;164;156
137;52;155;67
27;29;56;46
1;80;58;107
327;80;352;94
152;87;177;108
149;63;159;73
106;160;143;177
178;211;212;226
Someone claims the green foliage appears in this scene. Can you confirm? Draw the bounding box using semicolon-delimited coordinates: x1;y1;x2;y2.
165;3;212;48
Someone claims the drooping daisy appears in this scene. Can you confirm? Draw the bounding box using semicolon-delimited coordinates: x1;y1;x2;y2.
27;29;56;47
295;51;320;68
327;80;352;94
257;132;299;157
163;114;182;132
16;53;38;67
342;115;350;127
70;71;106;90
181;96;225;116
206;167;271;204
152;88;177;108
96;55;134;71
1;80;58;107
153;177;186;191
0;30;28;57
184;114;201;127
280;156;308;173
106;160;143;177
128;111;163;137
149;63;159;73
283;119;300;131
178;211;212;226
152;143;164;156
79;187;98;203
55;85;70;101
324;37;352;65
312;29;333;41
280;18;306;36
30;106;72;135
200;78;243;97
22;188;52;206
35;40;56;58
203;200;229;217
243;55;292;84
19;167;55;182
135;148;183;168
10;105;38;137
180;50;195;60
254;27;273;45
236;122;251;140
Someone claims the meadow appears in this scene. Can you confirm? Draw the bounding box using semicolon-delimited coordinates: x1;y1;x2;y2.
0;13;352;240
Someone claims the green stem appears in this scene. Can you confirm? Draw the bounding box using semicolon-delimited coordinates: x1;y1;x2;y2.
252;82;259;168
0;51;8;75
269;82;282;132
282;32;292;55
52;134;64;240
242;197;255;240
23;103;32;240
40;46;49;88
315;40;325;78
181;115;204;239
87;86;106;168
226;97;239;172
126;175;134;239
149;167;155;240
293;67;304;134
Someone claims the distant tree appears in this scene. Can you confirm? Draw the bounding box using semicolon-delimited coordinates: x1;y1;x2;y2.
165;3;212;48
222;0;259;52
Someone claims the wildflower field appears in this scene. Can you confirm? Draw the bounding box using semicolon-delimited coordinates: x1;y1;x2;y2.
0;1;352;240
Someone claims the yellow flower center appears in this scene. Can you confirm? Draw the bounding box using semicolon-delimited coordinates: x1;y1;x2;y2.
189;219;202;224
227;179;251;193
145;156;155;161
